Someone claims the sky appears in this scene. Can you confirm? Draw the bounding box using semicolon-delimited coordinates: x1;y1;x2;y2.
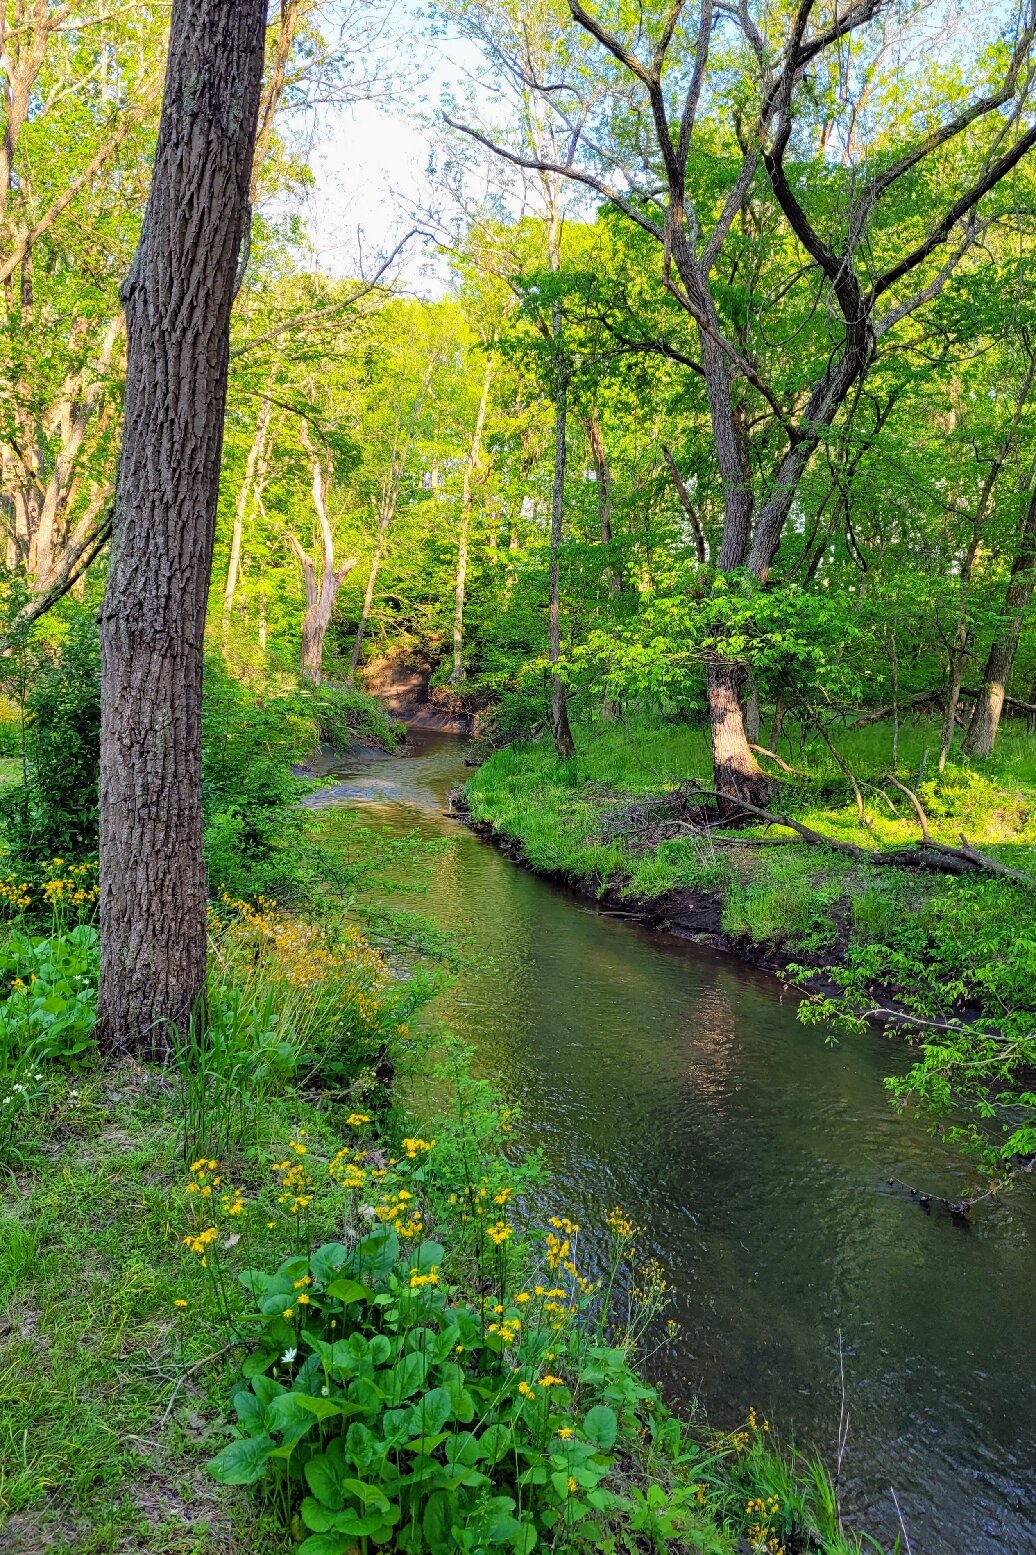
293;2;482;297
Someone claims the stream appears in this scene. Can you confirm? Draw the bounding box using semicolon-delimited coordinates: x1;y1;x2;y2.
307;729;1036;1555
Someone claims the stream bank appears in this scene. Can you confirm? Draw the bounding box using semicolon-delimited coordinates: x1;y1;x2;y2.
308;729;1036;1555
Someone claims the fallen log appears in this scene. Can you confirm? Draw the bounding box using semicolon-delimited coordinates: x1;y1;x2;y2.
848;690;940;728
685;784;1036;887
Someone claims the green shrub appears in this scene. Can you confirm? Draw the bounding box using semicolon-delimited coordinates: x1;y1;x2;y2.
0;922;98;1162
208;1218;692;1555
0;617;101;864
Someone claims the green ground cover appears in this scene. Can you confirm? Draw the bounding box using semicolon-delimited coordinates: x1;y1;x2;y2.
0;683;882;1555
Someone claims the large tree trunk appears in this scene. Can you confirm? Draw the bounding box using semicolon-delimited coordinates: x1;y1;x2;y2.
452;359;493;685
97;0;266;1056
965;490;1036;758
287;457;357;685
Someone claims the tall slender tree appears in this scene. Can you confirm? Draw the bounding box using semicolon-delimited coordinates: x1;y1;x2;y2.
97;0;267;1054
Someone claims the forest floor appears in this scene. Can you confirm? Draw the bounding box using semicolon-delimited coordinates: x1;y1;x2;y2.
463;714;1036;1172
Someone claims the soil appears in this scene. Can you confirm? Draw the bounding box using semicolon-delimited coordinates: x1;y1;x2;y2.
361;654;477;733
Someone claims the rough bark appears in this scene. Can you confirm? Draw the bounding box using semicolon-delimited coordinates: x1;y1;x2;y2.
965;488;1036;757
452;359;493;685
287;457;357;684
97;0;267;1057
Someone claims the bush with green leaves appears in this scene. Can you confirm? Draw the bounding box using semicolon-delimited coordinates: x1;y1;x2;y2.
0;922;98;1161
0;616;101;865
208;1221;704;1555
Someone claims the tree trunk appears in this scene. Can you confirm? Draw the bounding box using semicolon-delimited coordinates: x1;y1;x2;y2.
97;0;266;1057
287;456;357;685
348;506;391;683
548;333;575;759
743;678;761;743
452;359;493;686
965;489;1036;757
223;380;274;638
708;659;771;809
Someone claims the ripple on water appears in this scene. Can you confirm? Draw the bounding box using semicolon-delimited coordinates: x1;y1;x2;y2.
313;730;1036;1555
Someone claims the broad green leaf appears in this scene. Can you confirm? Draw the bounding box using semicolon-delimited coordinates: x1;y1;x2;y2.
582;1403;618;1450
206;1434;275;1486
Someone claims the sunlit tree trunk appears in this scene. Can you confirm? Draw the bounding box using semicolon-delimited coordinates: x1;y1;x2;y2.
965;490;1036;758
452;359;493;685
223;382;275;642
97;0;266;1056
287;456;357;684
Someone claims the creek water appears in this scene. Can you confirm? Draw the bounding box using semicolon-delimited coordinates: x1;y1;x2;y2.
307;729;1036;1555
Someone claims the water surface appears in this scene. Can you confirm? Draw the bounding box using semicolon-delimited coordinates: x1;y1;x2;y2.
309;731;1036;1555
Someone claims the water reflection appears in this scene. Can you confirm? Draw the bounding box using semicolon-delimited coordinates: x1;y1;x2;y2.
311;730;1036;1555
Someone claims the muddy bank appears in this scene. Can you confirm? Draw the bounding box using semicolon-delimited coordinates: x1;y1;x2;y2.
449;789;984;1044
362;654;477;733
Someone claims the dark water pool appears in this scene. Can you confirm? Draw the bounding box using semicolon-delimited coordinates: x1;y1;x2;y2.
307;730;1036;1555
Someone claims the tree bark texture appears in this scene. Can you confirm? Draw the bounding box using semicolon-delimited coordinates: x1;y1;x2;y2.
287;458;357;684
965;489;1036;757
97;0;266;1056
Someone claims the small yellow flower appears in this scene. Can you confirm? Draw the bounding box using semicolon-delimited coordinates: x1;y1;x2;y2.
174;1299;188;1309
345;1113;370;1126
557;1426;574;1439
517;1380;536;1401
297;1293;310;1305
283;1307;295;1319
567;1476;578;1494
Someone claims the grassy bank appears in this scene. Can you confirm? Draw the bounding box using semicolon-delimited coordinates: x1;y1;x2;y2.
0;697;884;1553
465;715;1036;1176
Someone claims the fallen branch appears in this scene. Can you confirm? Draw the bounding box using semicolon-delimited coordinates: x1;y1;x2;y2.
848;690;940;728
749;742;804;775
683;784;1036;886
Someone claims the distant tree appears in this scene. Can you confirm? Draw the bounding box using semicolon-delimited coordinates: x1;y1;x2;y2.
97;0;267;1055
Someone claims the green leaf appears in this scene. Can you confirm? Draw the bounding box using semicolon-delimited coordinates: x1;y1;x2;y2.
384;1348;428;1405
325;1276;374;1305
290;1393;348;1422
298;1535;351;1555
582;1404;618;1450
206;1434;275;1486
412;1386;451;1436
305;1452;346;1510
310;1242;350;1285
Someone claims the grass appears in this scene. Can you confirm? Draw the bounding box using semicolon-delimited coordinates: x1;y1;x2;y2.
0;888;885;1555
465;712;1036;1171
